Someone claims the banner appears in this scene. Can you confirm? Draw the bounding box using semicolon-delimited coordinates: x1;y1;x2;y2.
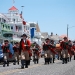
30;28;35;38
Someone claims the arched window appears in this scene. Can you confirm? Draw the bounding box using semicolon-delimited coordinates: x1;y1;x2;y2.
3;25;4;28
0;18;1;22
8;26;10;29
11;26;13;29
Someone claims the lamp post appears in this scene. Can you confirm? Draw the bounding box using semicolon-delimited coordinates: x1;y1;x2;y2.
67;24;75;40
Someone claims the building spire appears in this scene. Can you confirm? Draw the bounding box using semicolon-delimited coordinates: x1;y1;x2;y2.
13;0;15;6
37;21;38;25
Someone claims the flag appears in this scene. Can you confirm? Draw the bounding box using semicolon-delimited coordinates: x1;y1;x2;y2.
23;21;26;25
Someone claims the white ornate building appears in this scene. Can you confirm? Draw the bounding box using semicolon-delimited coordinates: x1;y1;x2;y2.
0;6;42;45
3;6;30;43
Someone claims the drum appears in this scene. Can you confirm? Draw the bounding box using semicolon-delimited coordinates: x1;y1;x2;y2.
56;44;61;51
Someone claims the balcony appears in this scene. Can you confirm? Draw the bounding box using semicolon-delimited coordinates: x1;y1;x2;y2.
8;21;22;25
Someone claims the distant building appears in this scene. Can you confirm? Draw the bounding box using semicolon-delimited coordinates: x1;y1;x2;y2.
49;32;63;43
0;13;11;42
29;22;42;45
60;34;70;40
41;32;49;42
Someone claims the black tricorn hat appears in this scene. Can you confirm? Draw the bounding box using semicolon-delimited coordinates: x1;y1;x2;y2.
33;42;37;44
21;34;27;37
73;41;75;43
63;37;67;39
45;38;50;40
15;42;19;44
68;40;71;42
51;40;54;42
4;40;9;42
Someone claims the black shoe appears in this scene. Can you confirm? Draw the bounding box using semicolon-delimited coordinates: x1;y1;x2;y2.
37;59;39;64
25;65;28;68
34;59;36;64
3;64;5;67
50;58;52;63
74;56;75;60
67;57;69;62
70;57;71;61
17;62;19;65
53;58;55;63
62;58;64;64
21;66;24;69
7;64;9;66
65;58;67;64
28;60;30;65
62;63;64;64
7;61;9;66
48;62;49;64
13;62;16;65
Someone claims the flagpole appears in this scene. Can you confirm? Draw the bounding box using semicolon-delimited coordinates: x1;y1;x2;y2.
13;0;15;6
21;6;24;15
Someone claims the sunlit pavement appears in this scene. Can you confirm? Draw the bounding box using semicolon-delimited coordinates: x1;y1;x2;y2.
0;57;75;75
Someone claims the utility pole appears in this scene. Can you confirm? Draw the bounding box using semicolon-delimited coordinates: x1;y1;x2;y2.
67;24;69;40
67;25;75;40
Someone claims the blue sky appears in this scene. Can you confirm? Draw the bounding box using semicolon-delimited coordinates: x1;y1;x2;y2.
0;0;75;40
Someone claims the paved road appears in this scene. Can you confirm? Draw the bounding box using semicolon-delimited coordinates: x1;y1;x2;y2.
0;57;75;75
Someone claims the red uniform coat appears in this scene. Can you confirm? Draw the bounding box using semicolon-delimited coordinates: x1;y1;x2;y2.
19;39;32;56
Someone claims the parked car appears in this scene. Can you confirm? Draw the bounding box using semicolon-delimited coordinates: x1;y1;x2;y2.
0;50;15;63
0;50;3;63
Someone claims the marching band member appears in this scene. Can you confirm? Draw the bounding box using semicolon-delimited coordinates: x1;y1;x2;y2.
55;40;62;60
2;40;14;67
32;42;40;64
61;37;68;64
68;40;72;62
19;34;31;69
13;42;19;65
72;41;75;60
50;40;56;63
43;38;52;64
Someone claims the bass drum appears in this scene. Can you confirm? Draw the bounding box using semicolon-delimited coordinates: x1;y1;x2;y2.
55;44;61;51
